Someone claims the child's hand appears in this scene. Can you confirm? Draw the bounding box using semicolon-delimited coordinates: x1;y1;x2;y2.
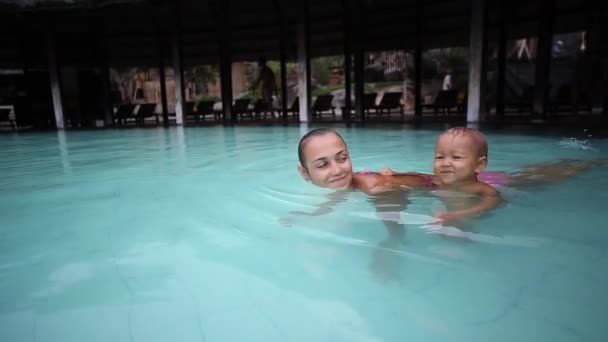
380;167;395;176
278;217;293;227
434;210;467;225
290;210;313;216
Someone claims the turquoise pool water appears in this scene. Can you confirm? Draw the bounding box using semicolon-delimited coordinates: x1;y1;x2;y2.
1;126;607;341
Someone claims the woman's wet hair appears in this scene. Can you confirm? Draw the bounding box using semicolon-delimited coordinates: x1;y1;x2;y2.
297;128;346;167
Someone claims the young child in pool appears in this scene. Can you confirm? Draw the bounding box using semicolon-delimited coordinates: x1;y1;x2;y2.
381;127;608;224
384;127;501;224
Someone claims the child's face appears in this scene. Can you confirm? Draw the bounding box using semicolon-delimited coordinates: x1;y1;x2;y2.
298;133;353;190
433;133;487;186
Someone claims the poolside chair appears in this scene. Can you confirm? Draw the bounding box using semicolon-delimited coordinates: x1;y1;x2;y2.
339;93;376;120
114;104;136;125
0;107;16;130
195;100;218;121
286;97;299;119
0;108;16;130
312;95;335;119
504;86;533;114
251;98;275;120
184;101;196;121
374;92;404;118
136;103;158;124
233;98;252;120
423;90;459;116
362;93;378;116
550;84;592;115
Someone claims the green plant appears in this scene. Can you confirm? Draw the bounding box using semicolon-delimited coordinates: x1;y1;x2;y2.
185;65;219;95
110;67;142;102
312;56;343;86
312;84;345;96
195;95;220;104
427;47;468;72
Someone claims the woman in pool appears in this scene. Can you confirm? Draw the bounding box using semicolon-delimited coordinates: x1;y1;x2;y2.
293;127;418;283
296;128;428;196
295;127;606;223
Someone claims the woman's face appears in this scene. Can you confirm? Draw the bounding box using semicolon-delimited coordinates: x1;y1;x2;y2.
298;133;353;190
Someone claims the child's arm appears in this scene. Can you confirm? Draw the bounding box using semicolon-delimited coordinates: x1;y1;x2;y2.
379;167;426;177
354;173;427;194
435;182;502;223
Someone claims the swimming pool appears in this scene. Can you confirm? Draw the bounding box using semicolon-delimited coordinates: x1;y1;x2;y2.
1;125;607;341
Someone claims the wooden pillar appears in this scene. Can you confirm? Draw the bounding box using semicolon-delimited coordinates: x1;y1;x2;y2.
342;0;352;123
93;14;113;126
46;29;65;130
354;50;364;121
297;0;312;122
466;0;487;123
18;19;31;130
344;55;352;123
279;48;288;121
158;58;169;126
532;0;555;117
278;7;288;121
352;2;364;121
218;0;233;123
481;0;489;117
156;17;169;126
172;1;186;125
101;62;113;126
495;0;507;117
600;3;608;115
585;2;605;113
414;49;422;118
414;0;423;118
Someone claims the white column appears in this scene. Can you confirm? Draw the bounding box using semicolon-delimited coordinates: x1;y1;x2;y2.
297;0;311;122
217;0;233;123
532;0;554;116
172;30;185;125
47;32;65;130
466;0;485;123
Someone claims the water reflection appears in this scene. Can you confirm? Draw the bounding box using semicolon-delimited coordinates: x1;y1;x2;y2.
56;130;71;175
367;190;409;284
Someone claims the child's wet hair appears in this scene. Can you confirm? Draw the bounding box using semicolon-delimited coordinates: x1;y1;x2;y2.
440;127;488;158
298;128;347;167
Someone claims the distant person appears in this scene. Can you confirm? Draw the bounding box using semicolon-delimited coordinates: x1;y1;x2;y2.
442;70;452;91
251;57;277;109
110;82;122;106
132;71;146;102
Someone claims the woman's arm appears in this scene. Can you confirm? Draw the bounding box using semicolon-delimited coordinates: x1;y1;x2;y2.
289;191;349;216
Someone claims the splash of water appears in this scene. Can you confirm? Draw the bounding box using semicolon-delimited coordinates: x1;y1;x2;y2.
557;137;597;151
